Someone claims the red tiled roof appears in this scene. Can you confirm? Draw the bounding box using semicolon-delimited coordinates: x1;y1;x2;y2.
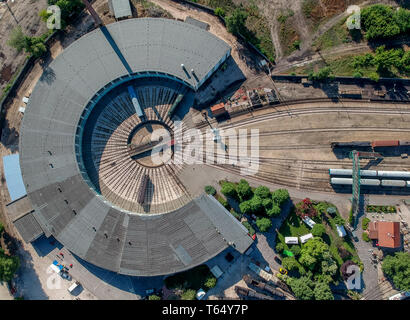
377;221;401;248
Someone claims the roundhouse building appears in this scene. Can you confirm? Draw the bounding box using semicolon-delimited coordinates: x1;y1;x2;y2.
19;18;252;277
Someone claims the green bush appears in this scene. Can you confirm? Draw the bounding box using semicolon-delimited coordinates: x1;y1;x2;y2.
382;252;410;291
181;289;196;300
204;276;217;289
254;186;271;199
204;185;216;196
362;232;370;242
308;67;335;82
276;242;285;253
362;217;371;230
237;179;253;201
0;249;20;282
230;209;242;221
218;197;230;210
312;223;326;237
256;217;272;232
220;181;238;199
266;204;281;217
290;245;301;257
242;221;255;236
215;7;226;17
225;8;248;35
348;209;354;226
148;295;161;300
272;189;290;207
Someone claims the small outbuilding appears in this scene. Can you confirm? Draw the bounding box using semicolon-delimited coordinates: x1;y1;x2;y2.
300;233;313;244
285;237;299;245
336;225;347;238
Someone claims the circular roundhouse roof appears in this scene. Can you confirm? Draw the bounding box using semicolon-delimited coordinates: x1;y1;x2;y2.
18;18;253;277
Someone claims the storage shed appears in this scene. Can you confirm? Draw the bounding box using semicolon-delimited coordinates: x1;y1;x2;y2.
285;237;299;244
300;233;313;244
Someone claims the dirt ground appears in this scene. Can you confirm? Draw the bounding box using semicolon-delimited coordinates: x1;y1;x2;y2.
0;0;49;94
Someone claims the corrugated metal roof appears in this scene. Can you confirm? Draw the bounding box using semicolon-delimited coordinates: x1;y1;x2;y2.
3;154;27;201
13;211;44;243
111;0;132;19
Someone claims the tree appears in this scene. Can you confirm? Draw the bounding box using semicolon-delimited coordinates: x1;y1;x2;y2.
320;252;338;279
48;0;85;24
239;200;252;215
373;46;403;74
312;223;326;237
181;289;196;300
290;245;301;257
204;276;217;289
382;252;410;291
308;67;334;82
7;26;26;52
7;26;47;58
148;295;161;300
249;196;263;215
262;197;273;210
395;8;410;33
220;182;238;199
0;249;20;282
361;5;401;40
362;217;371;230
254;186;270;199
399;50;410;74
288;276;314;300
272;189;290;206
226;8;248;35
204;185;216;196
282;257;299;271
299;238;330;270
276;242;284;253
313;281;334;300
255;217;272;232
237;179;252;201
266;204;281;217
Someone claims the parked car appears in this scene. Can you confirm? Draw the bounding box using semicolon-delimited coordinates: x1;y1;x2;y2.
274;256;282;264
196;289;206;300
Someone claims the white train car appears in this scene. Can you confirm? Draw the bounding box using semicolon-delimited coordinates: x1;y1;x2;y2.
377;171;410;179
330;178;380;186
381;179;406;187
329;169;352;176
329;169;377;177
330;178;353;185
407;181;410;188
361;179;381;186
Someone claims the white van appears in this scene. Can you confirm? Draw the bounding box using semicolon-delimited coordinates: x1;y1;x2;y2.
68;281;81;294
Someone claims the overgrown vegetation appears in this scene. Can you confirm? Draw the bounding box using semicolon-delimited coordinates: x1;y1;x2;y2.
164;264;216;300
0;248;20;282
382;252;410;291
217;179;290;234
39;0;85;29
277;200;361;299
6;26;52;58
196;0;275;62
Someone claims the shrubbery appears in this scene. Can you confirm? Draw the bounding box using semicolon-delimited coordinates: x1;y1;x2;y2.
312;223;326;237
204;185;216;196
382;252;410;291
362;232;370;242
0;249;20;282
362;217;371;230
255;217;272;232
